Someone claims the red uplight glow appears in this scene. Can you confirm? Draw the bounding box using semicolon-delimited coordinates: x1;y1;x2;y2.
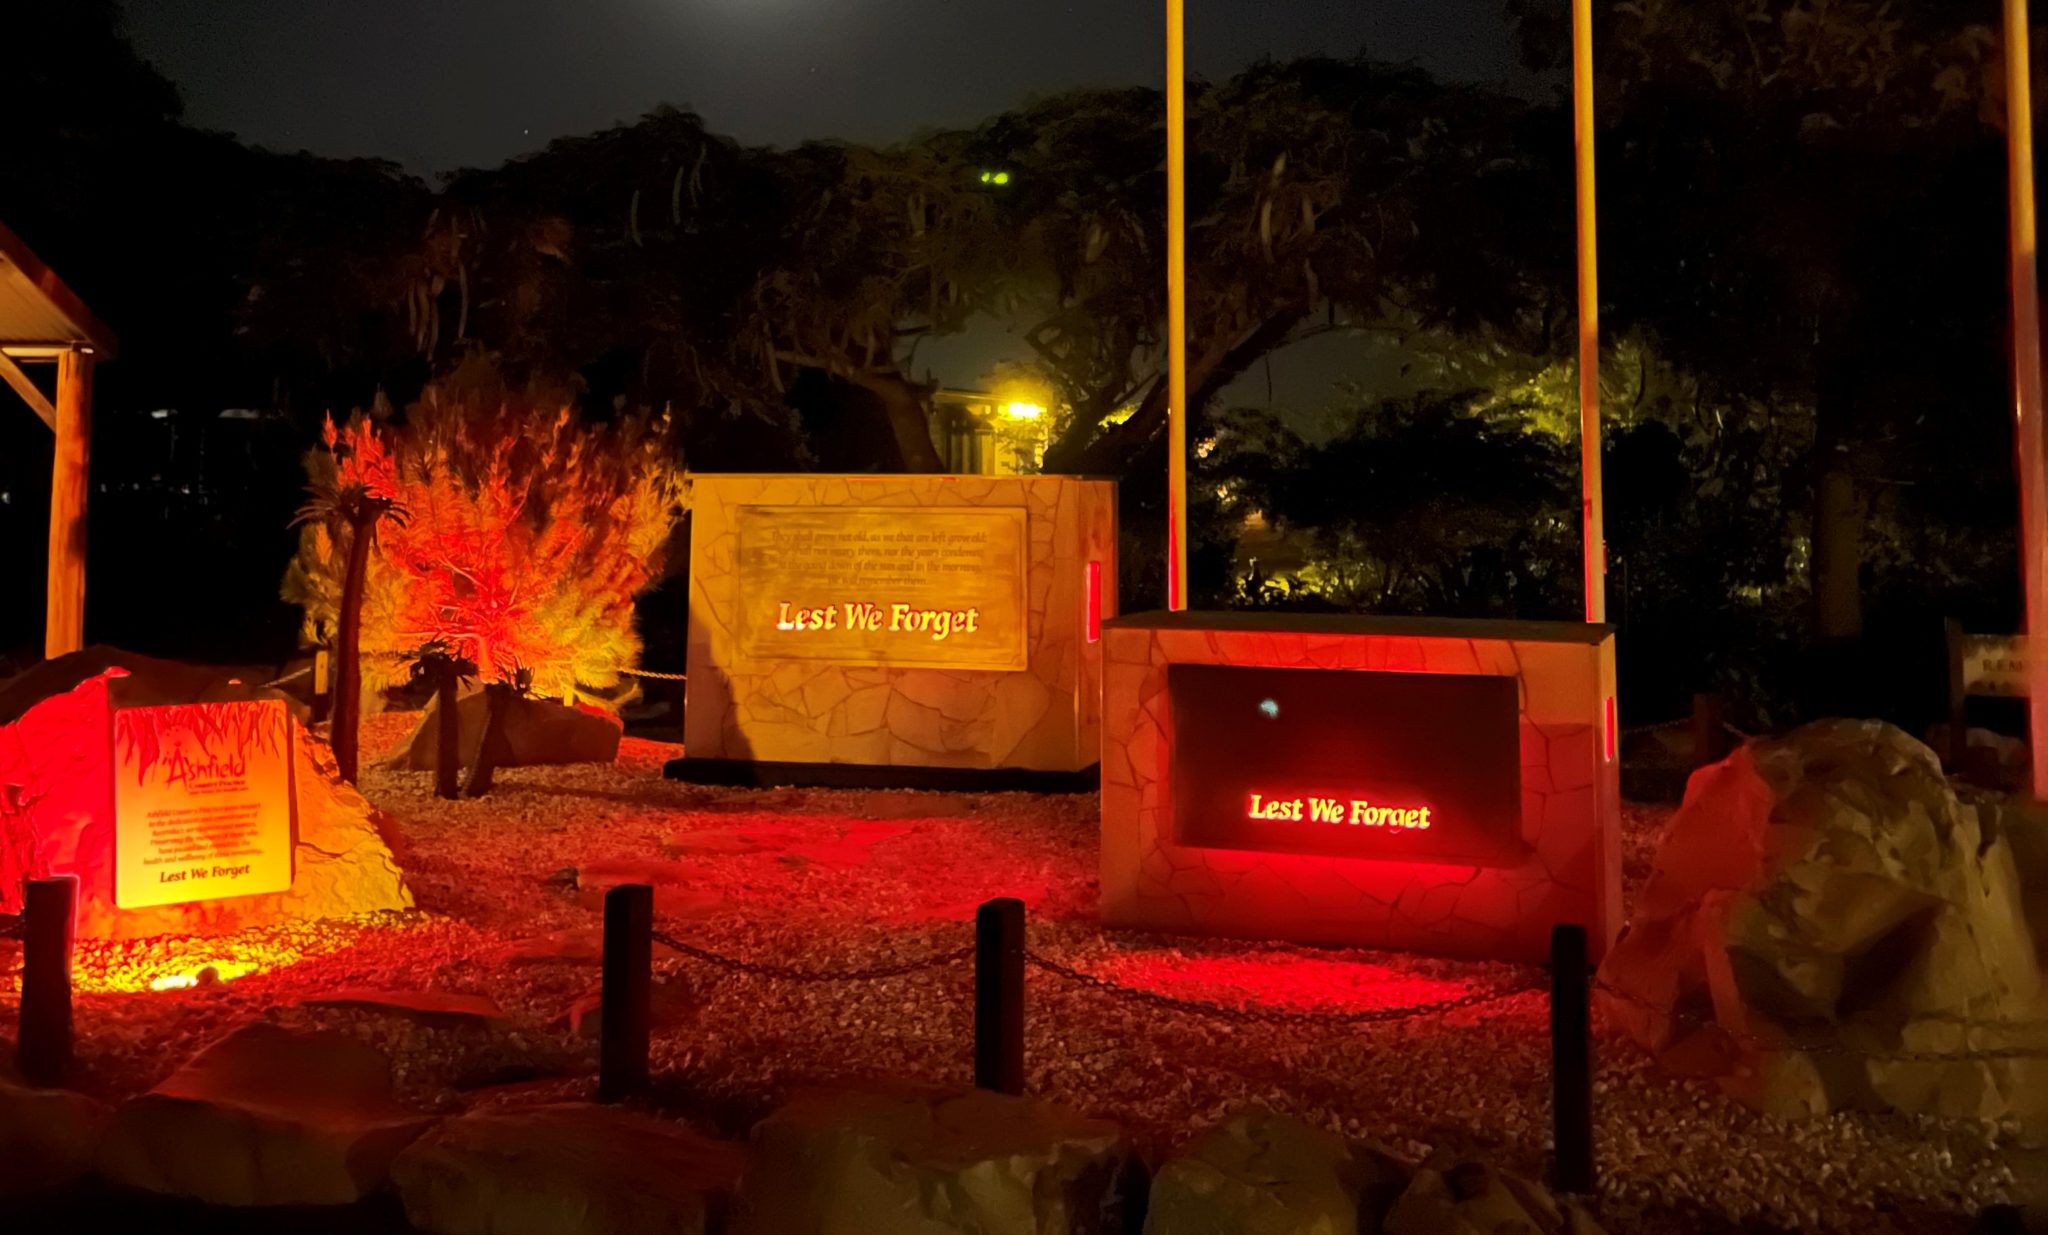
1604;694;1618;762
1085;560;1102;643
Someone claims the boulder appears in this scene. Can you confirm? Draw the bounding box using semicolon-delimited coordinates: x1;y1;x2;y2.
1144;1109;1407;1235
1381;1161;1603;1235
732;1087;1140;1235
98;1023;435;1205
0;1073;109;1198
561;977;696;1041
1599;719;2048;1118
0;651;413;938
392;1102;744;1235
384;689;621;772
301;989;512;1030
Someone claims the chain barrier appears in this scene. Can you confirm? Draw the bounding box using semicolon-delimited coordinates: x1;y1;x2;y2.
651;927;972;982
260;666;313;689
622;668;688;682
1593;977;2048;1064
1025;949;1539;1026
647;921;1540;1025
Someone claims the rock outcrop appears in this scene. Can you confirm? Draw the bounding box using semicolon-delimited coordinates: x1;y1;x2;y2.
1599;719;2048;1118
0;1072;108;1198
384;689;621;773
1144;1111;1603;1235
1144;1110;1406;1235
0;649;412;937
392;1102;744;1235
97;1023;435;1205
732;1087;1140;1235
1382;1160;1604;1235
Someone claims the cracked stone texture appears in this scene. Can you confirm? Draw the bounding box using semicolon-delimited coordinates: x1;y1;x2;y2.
392;1102;744;1235
1600;720;2048;1119
1100;617;1621;963
731;1087;1139;1235
684;475;1116;772
98;1023;435;1206
0;660;414;938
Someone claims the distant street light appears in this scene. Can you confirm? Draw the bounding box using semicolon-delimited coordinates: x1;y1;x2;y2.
1002;401;1046;421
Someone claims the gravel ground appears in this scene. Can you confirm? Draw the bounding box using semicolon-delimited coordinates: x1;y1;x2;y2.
0;713;2026;1233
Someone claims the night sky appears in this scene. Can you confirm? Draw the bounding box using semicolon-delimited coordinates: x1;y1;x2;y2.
122;0;1530;175
119;1;1541;415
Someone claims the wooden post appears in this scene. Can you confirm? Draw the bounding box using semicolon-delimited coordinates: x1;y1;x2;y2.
19;876;77;1087
1164;0;1189;611
975;897;1026;1095
1572;0;1605;624
1550;923;1595;1194
432;658;461;802
2004;0;2048;800
45;347;92;658
1689;693;1728;768
311;648;332;725
597;883;653;1102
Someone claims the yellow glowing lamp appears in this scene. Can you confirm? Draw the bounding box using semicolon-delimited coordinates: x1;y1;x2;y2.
1002;401;1046;421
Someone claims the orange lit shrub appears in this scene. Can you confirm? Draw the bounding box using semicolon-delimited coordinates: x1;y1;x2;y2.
286;396;687;702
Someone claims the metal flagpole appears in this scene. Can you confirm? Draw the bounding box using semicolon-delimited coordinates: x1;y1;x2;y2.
1572;0;1606;624
2003;0;2048;798
1166;0;1190;610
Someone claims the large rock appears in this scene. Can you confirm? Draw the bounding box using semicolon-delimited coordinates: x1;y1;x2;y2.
0;650;413;937
1381;1161;1603;1235
384;689;621;772
732;1087;1140;1235
1600;719;2048;1118
99;1023;435;1205
0;1073;109;1198
1144;1110;1407;1235
392;1102;745;1235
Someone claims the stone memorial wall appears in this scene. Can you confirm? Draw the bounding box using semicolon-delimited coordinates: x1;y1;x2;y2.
681;474;1116;779
1100;612;1622;962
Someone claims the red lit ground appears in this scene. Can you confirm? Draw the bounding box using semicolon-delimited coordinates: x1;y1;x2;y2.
0;716;2022;1233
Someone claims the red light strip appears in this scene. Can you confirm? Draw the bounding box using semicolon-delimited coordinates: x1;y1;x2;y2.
1085;560;1102;643
1604;695;1618;762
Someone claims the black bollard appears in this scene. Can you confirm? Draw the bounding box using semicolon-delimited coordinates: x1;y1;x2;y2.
975;897;1025;1095
1550;923;1595;1193
19;876;77;1087
597;883;654;1103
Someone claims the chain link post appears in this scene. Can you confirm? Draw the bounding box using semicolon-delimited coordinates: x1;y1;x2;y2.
976;897;1026;1095
20;875;77;1087
598;883;654;1102
1551;923;1595;1194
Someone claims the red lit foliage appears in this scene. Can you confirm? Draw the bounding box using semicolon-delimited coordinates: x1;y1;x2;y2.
287;394;687;703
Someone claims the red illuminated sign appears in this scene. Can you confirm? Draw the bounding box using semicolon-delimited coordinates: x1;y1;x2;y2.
1246;793;1432;829
1171;664;1524;867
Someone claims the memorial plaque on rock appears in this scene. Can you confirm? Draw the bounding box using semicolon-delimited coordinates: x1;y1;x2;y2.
111;691;295;908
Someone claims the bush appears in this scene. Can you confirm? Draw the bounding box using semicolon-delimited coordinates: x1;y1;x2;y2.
284;391;687;704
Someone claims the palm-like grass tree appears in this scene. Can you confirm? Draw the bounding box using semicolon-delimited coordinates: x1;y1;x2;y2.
296;418;408;784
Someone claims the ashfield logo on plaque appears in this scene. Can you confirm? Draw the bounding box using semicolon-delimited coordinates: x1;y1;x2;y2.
735;504;1029;671
112;697;296;908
